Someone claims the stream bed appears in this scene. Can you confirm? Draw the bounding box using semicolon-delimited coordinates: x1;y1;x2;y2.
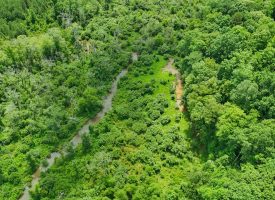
19;64;130;200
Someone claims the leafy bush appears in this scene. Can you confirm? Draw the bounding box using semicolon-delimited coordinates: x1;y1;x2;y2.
161;116;171;125
132;122;147;134
149;110;161;120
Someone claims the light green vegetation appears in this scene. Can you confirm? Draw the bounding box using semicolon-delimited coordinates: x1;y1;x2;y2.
32;58;201;200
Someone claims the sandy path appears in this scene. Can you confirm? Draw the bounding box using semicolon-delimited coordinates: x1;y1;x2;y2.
163;58;184;112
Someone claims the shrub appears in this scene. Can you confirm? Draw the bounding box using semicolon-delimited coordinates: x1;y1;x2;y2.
150;79;156;84
146;125;163;136
145;118;153;127
171;94;175;100
175;114;181;123
115;189;128;200
82;134;91;153
42;160;49;168
132;122;147;134
143;86;154;95
115;106;129;120
140;54;154;66
133;71;140;77
163;100;169;108
170;85;175;94
149;110;161;120
125;119;134;128
160;79;167;85
161;116;171;125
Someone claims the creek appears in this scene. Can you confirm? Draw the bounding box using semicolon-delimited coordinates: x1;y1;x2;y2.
18;53;137;200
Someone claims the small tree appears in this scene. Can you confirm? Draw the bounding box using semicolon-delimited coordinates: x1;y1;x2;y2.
26;152;36;172
82;134;91;153
0;166;5;184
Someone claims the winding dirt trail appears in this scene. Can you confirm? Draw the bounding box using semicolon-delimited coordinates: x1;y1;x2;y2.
163;58;184;112
19;53;138;200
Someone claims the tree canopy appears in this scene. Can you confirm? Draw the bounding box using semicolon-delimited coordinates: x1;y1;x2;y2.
0;0;274;199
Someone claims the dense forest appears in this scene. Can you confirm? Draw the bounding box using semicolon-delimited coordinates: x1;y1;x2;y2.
0;0;274;200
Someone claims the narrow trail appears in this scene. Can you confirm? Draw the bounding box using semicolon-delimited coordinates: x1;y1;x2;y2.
19;53;137;200
163;58;184;112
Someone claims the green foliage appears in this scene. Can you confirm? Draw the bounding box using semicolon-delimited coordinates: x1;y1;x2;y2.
190;158;275;200
131;122;147;134
149;110;161;120
0;0;55;38
78;88;102;116
0;166;5;185
177;0;275;166
81;134;92;153
216;104;274;163
0;1;134;198
0;0;274;199
32;58;193;199
161;116;171;125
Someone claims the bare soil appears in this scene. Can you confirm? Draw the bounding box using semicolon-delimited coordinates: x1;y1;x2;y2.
163;58;184;112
